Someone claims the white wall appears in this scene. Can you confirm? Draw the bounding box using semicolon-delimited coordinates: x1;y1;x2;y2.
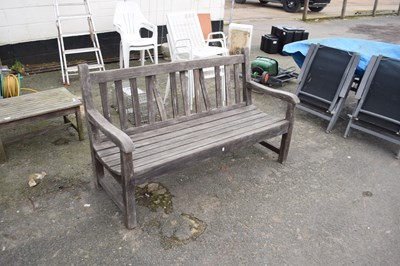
0;0;225;45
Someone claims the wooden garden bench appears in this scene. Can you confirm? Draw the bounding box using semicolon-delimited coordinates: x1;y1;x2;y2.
0;87;84;162
78;49;299;229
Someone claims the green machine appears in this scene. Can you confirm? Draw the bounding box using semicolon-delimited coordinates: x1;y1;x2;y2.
250;56;298;86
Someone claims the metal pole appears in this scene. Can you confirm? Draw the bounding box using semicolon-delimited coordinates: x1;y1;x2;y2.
302;0;309;21
229;0;235;24
397;3;400;16
341;0;348;19
372;0;379;16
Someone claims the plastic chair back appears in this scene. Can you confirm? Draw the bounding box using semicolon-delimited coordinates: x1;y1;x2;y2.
166;11;206;53
114;1;149;39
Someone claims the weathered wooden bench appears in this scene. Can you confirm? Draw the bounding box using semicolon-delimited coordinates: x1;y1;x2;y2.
78;49;299;229
0;87;84;162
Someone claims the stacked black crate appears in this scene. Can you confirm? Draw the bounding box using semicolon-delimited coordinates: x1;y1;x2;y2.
260;26;309;54
260;34;279;54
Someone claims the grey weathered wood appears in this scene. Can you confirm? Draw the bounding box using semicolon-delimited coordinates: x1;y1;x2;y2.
224;65;231;106
99;82;111;122
199;69;211;110
215;66;222;108
114;80;128;130
242;48;252;105
169;73;179;118
234;63;241;104
78;48;299;229
151;77;167;121
0;87;84;162
179;71;190;116
120;151;136;229
194;69;202;113
146;76;156;124
128;78;142;127
0;138;7;162
91;55;244;84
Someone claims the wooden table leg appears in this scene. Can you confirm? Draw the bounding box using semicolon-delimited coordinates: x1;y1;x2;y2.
75;106;84;141
0;136;7;163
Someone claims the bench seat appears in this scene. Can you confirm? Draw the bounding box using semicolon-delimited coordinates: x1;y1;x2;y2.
94;104;288;180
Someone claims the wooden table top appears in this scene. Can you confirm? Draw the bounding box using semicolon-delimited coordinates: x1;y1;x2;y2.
0;87;82;124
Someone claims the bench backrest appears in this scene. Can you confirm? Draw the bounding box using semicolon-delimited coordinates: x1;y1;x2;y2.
78;49;252;132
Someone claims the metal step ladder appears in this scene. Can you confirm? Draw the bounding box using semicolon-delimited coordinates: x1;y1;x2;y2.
53;0;105;85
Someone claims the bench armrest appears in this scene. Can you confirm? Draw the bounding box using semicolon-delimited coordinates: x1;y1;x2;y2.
247;80;300;105
87;109;135;153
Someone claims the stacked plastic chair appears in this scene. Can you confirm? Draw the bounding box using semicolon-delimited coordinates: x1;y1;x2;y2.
113;1;158;68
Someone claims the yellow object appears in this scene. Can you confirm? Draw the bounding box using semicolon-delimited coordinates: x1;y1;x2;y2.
3;74;20;97
21;88;38;93
2;73;38;97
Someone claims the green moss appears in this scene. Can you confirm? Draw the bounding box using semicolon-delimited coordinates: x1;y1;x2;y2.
135;182;173;214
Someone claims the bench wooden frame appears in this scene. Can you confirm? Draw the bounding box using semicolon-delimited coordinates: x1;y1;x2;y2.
0;87;84;162
78;49;299;229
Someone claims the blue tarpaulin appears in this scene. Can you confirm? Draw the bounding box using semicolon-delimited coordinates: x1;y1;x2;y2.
283;38;400;76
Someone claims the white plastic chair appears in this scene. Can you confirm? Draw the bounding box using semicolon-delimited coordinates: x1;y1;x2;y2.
164;11;228;105
113;1;158;68
166;11;227;60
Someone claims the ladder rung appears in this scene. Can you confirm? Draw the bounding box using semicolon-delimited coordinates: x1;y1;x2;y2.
58;14;91;20
57;3;86;7
64;47;100;54
67;64;104;72
62;32;92;37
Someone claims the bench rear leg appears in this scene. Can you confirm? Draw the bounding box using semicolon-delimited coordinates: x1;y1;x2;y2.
279;121;296;164
278;132;292;163
278;104;296;163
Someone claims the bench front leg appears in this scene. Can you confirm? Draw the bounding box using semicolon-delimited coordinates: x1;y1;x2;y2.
121;151;137;229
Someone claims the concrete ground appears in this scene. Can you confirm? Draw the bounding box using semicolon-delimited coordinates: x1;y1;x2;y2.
1;3;400;266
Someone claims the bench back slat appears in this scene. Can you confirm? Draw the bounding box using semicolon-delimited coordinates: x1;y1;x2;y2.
199;69;211;111
169;73;179;118
99;82;112;123
114;80;128;130
128;78;142;127
151;77;168;121
224;65;231;106
242;58;251;105
145;76;156;124
79;49;251;132
194;69;202;113
214;66;223;108
179;70;191;116
234;64;241;104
